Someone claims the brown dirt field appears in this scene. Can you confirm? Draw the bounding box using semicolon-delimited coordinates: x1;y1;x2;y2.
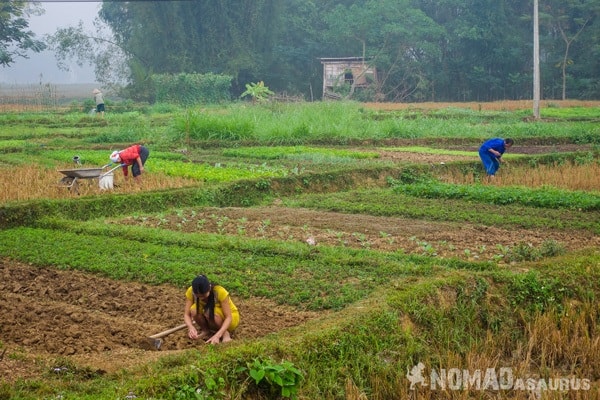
0;259;323;383
1;143;598;384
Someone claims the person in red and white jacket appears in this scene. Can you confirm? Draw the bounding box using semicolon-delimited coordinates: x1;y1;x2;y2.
109;144;149;181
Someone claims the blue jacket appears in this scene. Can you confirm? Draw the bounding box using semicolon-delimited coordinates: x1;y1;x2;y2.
479;138;506;157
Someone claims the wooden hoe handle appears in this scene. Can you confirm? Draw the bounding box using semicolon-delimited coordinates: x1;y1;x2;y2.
149;324;188;339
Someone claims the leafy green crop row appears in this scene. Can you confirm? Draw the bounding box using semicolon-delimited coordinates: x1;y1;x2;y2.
391;180;600;211
284;187;600;233
0;223;474;310
221;146;380;160
153;158;287;182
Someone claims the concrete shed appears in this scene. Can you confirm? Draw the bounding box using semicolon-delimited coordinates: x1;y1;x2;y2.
319;57;377;99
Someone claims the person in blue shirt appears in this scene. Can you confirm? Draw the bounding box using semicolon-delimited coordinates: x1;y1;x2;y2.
479;138;514;179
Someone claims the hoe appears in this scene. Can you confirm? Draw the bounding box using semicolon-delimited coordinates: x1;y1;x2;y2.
146;324;187;350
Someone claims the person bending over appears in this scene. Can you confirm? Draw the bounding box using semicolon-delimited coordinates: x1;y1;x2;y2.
479;137;513;179
109;144;149;182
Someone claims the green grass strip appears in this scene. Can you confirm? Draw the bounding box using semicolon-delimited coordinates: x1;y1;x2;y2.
0;223;492;311
152;158;287;182
0;139;28;151
221;146;380;160
392;181;600;211
284;188;600;233
384;145;524;160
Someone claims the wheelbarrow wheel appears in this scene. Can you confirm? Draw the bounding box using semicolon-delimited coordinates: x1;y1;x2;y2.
59;176;74;186
59;176;80;194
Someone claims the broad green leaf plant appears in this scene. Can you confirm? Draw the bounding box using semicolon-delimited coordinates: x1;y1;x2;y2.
242;358;303;399
240;81;275;103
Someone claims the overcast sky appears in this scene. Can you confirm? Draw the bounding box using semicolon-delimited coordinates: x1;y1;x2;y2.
0;1;101;84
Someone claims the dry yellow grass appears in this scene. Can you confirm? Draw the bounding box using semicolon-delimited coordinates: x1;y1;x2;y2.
0;164;199;202
441;162;600;192
389;302;599;399
3;160;598;203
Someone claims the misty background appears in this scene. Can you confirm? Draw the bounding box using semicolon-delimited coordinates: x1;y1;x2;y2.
0;1;99;84
1;1;598;102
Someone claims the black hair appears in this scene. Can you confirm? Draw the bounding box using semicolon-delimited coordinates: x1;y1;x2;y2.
505;138;514;146
192;275;216;321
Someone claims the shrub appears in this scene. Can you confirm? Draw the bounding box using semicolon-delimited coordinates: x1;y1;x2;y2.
173;111;254;141
508;270;566;313
152;73;232;105
539;239;566;258
242;358;303;399
240;81;275;103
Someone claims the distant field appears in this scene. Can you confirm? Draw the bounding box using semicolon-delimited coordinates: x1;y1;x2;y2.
0;83;98;111
2;82;600;112
363;99;600;111
0;82;97;97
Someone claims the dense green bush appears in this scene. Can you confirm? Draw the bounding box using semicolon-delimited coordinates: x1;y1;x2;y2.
152;73;233;105
173;110;255;141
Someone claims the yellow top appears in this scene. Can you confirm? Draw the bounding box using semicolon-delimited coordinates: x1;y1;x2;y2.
185;285;238;315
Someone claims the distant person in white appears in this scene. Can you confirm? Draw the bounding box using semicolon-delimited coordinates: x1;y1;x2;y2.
93;88;105;117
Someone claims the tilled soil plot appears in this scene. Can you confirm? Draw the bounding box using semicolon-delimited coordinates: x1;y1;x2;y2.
117;206;599;260
0;260;321;382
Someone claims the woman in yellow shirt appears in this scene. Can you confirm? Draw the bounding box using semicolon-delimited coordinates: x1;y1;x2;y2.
183;275;240;344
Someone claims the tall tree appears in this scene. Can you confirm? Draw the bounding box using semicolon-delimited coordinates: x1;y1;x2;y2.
322;0;444;101
269;0;325;97
0;1;45;67
100;0;283;93
419;0;531;101
48;19;130;92
540;0;600;99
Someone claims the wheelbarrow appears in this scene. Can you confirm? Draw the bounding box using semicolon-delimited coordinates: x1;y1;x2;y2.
58;164;122;194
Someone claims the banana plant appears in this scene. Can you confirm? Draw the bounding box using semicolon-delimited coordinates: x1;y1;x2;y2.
240;81;274;103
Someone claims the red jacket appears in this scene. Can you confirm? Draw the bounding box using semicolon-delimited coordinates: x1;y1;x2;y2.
118;144;142;176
